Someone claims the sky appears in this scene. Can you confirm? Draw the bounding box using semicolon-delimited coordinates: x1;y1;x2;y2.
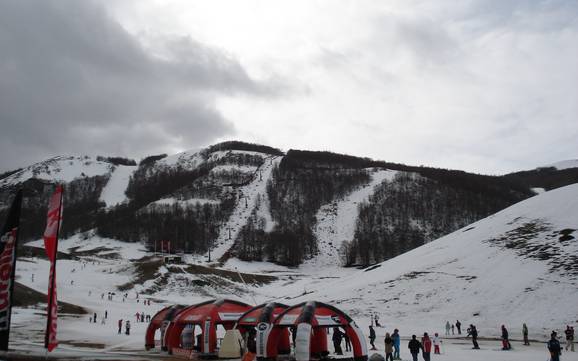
1;0;577;175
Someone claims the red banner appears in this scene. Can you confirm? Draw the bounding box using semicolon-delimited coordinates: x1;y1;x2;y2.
43;185;63;352
0;190;23;351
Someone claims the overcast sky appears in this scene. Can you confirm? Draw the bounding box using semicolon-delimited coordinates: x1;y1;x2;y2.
1;0;576;175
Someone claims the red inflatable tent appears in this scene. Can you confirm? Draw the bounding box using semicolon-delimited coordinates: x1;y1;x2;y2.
145;304;187;350
237;302;291;356
164;299;252;357
258;301;368;361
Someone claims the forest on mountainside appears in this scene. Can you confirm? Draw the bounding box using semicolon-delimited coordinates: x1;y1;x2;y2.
342;171;528;266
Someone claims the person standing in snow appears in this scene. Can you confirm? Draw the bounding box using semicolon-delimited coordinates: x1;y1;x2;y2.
501;325;511;350
392;329;401;360
408;335;422;361
125;320;131;335
445;321;450;336
332;327;344;355
468;324;479;349
565;325;574;352
455;320;461;335
369;325;377;350
451;324;455;335
93;312;97;323
548;331;562;361
118;319;123;334
105;310;108;319
523;323;530;345
384;332;394;361
374;314;381;327
421;333;432;361
432;333;441;354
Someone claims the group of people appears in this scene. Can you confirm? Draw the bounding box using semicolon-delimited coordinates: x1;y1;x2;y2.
444;320;462;336
406;333;442;361
117;319;131;335
135;311;152;323
547;326;575;361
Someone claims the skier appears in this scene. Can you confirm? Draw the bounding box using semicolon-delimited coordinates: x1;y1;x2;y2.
332;327;344;355
467;324;480;349
392;329;401;360
369;325;377;350
135;312;140;322
125;320;131;335
445;321;450;336
456;320;461;335
501;325;511;350
421;333;432;361
118;319;122;334
93;312;97;323
105;310;108;319
565;325;575;352
384;332;394;361
548;331;562;361
407;335;422;361
451;324;455;335
522;323;530;345
432;333;441;354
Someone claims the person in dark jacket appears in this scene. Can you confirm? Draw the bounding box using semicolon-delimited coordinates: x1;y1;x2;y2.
369;325;377;350
468;324;480;349
548;331;562;361
522;323;530;345
456;320;462;335
332;327;344;355
501;325;511;350
344;332;352;352
408;335;422;361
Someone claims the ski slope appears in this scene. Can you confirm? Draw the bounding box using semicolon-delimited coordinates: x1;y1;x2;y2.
303;169;398;270
203;156;280;262
100;164;137;207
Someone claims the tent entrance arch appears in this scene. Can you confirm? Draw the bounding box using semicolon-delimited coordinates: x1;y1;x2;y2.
145;304;186;351
164;299;252;358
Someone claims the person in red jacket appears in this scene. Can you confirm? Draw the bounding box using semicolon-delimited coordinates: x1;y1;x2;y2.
421;333;432;361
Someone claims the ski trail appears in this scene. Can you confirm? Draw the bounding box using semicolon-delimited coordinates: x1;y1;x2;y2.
205;156;281;262
100;164;137;208
302;169;397;271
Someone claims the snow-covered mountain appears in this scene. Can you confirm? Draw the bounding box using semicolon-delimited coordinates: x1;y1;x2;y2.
3;141;575;269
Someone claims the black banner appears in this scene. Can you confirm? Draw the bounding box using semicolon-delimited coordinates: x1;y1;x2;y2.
0;190;23;351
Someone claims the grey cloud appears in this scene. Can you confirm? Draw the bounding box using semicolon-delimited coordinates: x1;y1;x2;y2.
0;0;273;171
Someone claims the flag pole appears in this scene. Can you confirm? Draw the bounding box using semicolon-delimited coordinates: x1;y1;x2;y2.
44;185;63;350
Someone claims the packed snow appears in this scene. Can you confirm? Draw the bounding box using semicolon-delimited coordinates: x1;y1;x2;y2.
100;164;137;207
303;169;398;270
